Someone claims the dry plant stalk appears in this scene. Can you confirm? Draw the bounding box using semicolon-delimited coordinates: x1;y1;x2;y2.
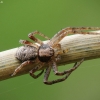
0;31;100;81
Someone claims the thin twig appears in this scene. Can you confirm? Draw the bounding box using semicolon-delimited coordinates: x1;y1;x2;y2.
0;31;100;81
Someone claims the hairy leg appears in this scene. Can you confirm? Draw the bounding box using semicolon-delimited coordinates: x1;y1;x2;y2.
28;31;50;45
53;58;84;76
19;40;38;48
29;63;44;79
11;60;32;76
44;59;84;85
48;27;100;47
29;67;44;79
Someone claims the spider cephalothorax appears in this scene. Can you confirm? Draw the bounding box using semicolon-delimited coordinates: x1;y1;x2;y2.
12;27;100;85
38;44;54;62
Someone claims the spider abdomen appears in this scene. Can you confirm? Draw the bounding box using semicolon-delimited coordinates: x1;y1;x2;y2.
16;46;38;62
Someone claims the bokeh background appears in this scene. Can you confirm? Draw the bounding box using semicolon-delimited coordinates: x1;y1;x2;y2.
0;0;100;100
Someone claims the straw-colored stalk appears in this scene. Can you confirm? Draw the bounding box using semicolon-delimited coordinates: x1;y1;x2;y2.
0;31;100;81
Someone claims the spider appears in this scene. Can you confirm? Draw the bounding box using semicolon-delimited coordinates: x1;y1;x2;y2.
12;27;100;85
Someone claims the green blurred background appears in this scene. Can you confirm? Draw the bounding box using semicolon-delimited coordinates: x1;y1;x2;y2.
0;0;100;100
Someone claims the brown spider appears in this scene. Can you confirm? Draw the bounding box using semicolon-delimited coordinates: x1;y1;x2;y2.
12;27;100;85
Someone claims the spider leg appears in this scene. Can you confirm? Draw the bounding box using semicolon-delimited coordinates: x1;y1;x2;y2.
29;67;44;79
43;64;71;85
53;58;84;76
19;39;38;48
51;27;100;40
44;59;84;85
44;72;71;85
29;64;44;79
11;60;32;76
28;31;50;45
48;27;100;47
76;31;100;35
43;65;52;85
